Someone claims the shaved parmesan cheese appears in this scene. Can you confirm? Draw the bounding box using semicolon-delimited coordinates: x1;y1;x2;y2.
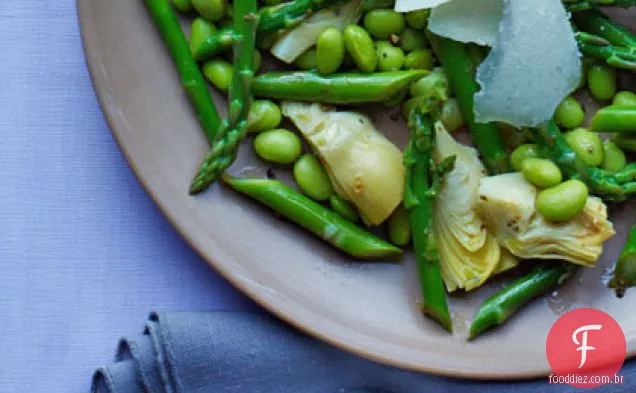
428;0;503;46
395;0;451;12
473;0;581;127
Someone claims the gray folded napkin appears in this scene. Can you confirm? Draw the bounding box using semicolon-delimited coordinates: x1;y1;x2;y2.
92;312;635;393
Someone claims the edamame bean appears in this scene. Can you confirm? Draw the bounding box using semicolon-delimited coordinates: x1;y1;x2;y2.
602;141;626;173
399;28;427;52
522;158;562;188
588;64;617;101
190;17;216;54
172;0;193;12
363;9;406;39
563;128;604;167
253;129;303;165
613;91;636;107
202;60;233;92
387;206;411;246
316;28;345;74
293;155;334;201
329;195;359;222
376;41;405;72
294;48;318;70
404;49;434;70
247;100;282;133
191;0;226;22
441;98;464;133
536;180;588;222
343;25;377;73
554;96;585;129
510;144;542;172
405;9;429;30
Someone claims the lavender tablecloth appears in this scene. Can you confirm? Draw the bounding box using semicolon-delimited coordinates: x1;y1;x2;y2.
0;2;254;392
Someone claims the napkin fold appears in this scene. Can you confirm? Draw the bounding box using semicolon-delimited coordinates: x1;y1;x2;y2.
92;312;635;393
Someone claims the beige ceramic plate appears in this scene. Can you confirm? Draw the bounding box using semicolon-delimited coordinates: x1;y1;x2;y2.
78;1;636;379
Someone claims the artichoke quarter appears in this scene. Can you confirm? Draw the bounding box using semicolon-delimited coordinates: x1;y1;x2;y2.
476;173;615;267
282;102;404;226
432;124;514;292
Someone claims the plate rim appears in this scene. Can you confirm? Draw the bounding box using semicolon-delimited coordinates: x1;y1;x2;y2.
76;0;634;380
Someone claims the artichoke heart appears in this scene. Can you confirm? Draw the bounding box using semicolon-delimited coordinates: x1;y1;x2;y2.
434;123;488;252
282;102;404;226
436;208;502;291
477;173;615;267
432;123;502;291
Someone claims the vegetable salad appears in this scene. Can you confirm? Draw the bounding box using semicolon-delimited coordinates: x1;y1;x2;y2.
144;0;636;339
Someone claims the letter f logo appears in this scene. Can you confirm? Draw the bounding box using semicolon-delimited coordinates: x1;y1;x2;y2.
572;324;602;368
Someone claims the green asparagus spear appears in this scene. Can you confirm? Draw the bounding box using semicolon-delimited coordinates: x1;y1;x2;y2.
192;27;237;62
404;103;453;332
222;176;402;259
145;0;221;142
573;10;636;70
609;223;636;297
469;263;577;339
251;70;426;104
190;0;258;194
591;106;636;134
575;32;636;71
564;0;636;11
573;9;636;48
428;34;511;175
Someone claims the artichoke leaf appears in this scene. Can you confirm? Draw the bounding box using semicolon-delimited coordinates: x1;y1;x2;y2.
477;173;615;267
435;206;501;292
282;102;404;226
434;126;488;252
432;124;500;292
